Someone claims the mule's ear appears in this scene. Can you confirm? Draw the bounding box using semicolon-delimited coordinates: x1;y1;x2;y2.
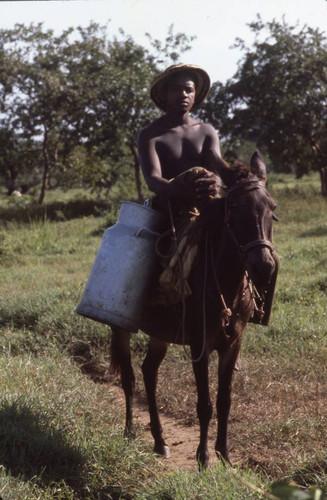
250;150;267;185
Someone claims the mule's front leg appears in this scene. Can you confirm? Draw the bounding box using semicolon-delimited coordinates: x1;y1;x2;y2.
191;346;212;469
110;327;135;438
142;337;170;458
215;342;241;463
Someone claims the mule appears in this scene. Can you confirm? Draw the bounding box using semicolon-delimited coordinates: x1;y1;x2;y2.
110;152;279;468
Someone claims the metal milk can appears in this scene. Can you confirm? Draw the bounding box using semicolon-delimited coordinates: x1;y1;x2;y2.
76;201;165;332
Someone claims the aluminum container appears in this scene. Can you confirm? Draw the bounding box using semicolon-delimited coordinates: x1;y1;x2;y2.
76;201;165;331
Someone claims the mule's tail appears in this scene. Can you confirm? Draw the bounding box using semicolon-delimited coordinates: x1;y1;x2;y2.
109;328;122;376
109;327;134;379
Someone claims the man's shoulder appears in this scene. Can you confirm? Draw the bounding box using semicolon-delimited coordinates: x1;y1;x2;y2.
196;121;217;134
138;117;165;142
138;117;217;144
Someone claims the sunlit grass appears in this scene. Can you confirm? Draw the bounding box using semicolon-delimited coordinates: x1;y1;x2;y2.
0;353;157;499
0;181;326;498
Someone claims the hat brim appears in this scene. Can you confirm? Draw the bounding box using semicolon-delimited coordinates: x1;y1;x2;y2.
150;64;211;112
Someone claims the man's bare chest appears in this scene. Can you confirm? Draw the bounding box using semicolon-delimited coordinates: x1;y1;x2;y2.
155;128;204;162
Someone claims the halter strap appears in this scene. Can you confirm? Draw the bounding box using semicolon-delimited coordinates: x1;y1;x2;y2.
225;179;264;197
241;239;275;254
224;180;275;255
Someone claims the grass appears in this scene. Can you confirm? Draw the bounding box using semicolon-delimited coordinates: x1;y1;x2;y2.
134;464;270;499
0;177;326;499
0;352;157;499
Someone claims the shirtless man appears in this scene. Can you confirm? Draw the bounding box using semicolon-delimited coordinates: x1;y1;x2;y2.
137;64;224;205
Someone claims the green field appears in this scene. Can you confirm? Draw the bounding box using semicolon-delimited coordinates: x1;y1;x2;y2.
0;174;326;499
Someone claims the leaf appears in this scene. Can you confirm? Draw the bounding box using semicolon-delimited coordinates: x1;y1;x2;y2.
270;481;323;499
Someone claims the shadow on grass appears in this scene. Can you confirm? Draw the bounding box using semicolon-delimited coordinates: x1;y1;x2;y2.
310;277;327;292
0;310;40;330
0;198;110;223
0;399;86;489
0;399;132;499
300;225;327;238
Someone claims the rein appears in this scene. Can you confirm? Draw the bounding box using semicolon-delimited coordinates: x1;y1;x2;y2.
167;200;207;363
223;180;275;321
225;224;274;255
224;180;275;255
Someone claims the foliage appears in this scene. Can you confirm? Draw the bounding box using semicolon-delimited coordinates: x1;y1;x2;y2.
2;17;327;203
0;23;193;204
270;481;325;500
0;24;77;203
202;16;327;184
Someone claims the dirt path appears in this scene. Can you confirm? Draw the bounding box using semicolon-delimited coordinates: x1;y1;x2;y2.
107;380;218;472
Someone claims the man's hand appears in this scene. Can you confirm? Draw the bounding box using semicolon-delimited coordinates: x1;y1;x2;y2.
193;169;222;201
168;167;222;203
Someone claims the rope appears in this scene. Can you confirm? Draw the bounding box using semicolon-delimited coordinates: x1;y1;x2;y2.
245;270;265;321
154;200;201;304
154;228;175;259
167;199;207;363
209;239;232;330
163;201;233;361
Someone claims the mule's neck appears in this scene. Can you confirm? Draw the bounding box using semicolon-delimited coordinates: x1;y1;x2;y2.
212;228;245;308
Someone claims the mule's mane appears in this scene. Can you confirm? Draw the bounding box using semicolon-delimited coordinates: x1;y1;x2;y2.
199;163;258;227
198;164;264;236
218;160;257;188
230;162;255;183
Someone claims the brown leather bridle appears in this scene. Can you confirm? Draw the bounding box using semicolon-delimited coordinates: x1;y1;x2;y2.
222;179;278;323
224;180;276;256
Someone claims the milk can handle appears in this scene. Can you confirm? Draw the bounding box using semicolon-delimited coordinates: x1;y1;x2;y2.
135;227;161;238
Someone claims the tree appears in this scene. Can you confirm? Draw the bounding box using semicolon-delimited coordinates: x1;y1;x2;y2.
0;23;194;203
62;25;160;202
203;16;327;193
0;24;81;203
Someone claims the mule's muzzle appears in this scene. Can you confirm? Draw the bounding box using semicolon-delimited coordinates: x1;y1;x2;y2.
245;245;276;291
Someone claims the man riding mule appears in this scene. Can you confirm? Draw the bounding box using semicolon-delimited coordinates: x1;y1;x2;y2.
138;64;229;304
138;63;273;321
109;64;279;467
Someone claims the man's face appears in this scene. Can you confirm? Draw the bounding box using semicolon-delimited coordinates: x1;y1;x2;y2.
164;73;196;113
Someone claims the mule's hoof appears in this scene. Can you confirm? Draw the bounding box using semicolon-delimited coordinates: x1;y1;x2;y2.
154;444;171;458
124;428;136;440
196;449;209;469
215;450;231;466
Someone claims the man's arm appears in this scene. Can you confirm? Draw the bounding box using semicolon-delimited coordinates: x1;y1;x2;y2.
193;124;226;200
201;124;231;180
137;128;175;197
137;128;194;199
196;124;231;199
202;123;222;163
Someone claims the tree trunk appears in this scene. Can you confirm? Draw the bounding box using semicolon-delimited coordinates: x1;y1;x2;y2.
320;167;327;197
130;143;143;203
5;164;19;195
38;127;50;205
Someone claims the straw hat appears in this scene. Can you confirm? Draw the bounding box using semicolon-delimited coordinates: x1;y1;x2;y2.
150;64;211;112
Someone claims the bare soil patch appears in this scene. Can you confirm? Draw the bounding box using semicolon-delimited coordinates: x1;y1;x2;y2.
107;380;203;472
77;348;327;478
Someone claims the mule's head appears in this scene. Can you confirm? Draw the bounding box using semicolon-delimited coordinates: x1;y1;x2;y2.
224;152;278;323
